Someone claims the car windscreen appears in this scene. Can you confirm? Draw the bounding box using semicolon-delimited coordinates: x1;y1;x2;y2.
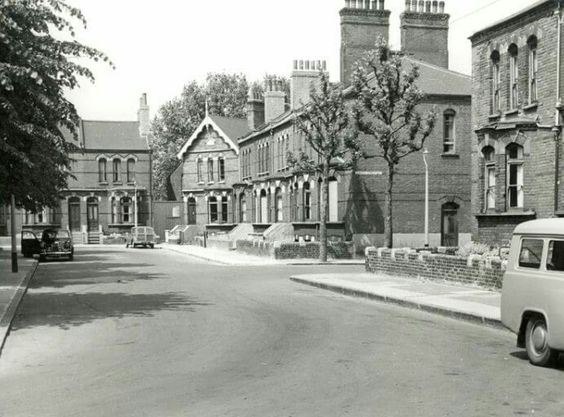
518;238;543;269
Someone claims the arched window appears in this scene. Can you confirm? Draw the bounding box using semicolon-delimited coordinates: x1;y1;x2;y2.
113;159;121;183
120;197;132;223
508;44;519;109
208;196;218;223
98;158;107;183
491;50;501;113
506;143;524;209
218;157;225;182
483;146;496;210
528;36;538;104
208;159;214;183
127;158;135;183
443;109;456;154
260;189;268;223
303;182;311;221
221;196;228;223
240;193;247;223
197;158;203;183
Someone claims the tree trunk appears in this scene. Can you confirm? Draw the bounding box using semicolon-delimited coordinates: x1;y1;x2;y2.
384;163;394;249
319;166;329;262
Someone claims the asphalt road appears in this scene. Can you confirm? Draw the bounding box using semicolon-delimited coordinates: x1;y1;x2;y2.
0;246;563;417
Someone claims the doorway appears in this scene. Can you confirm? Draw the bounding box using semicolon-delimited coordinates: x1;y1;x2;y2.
187;197;197;225
68;197;81;231
86;197;99;232
441;202;459;247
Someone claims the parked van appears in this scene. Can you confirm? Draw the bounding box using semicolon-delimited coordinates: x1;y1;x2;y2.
501;218;564;366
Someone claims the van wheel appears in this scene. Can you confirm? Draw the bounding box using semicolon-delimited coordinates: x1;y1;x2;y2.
525;316;558;367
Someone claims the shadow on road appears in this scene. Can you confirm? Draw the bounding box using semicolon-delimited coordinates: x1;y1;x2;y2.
510;350;564;371
12;291;211;330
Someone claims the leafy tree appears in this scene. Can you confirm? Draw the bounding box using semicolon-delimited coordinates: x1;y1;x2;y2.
289;71;359;262
352;36;436;248
150;73;250;200
0;0;110;211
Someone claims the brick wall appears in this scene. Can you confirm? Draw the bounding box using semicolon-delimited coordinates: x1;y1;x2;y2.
234;239;354;260
365;247;506;289
235;239;274;257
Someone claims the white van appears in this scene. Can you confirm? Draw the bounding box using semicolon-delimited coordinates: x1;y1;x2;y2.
501;218;564;366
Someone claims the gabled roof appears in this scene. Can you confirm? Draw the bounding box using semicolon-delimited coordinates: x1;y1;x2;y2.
62;120;148;151
238;110;295;144
176;115;249;159
402;57;471;96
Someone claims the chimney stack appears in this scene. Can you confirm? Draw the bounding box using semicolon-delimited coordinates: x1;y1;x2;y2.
400;0;449;68
291;59;327;110
137;93;150;138
340;0;391;85
263;76;286;123
246;87;264;131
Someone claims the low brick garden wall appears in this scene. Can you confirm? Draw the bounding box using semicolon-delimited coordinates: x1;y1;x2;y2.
234;240;355;260
235;239;274;257
365;247;506;289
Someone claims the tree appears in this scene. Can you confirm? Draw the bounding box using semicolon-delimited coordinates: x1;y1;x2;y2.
0;0;110;211
352;36;436;248
289;71;359;262
150;73;250;200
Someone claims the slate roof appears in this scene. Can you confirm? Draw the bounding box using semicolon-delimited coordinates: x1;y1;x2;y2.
62;120;148;151
209;115;250;141
402;57;471;96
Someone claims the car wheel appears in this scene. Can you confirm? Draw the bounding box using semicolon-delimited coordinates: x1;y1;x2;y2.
525;316;558;367
126;243;129;248
149;244;154;249
68;253;74;261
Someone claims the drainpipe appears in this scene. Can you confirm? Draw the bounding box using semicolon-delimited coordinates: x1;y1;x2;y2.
554;3;562;213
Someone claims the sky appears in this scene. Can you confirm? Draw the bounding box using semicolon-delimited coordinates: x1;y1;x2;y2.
65;0;535;121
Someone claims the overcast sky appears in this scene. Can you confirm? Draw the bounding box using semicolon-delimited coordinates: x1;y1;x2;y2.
65;0;534;121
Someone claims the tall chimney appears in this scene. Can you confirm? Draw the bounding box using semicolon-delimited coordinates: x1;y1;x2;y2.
340;0;391;85
400;0;449;68
263;76;286;123
291;59;327;110
137;93;150;138
247;87;264;130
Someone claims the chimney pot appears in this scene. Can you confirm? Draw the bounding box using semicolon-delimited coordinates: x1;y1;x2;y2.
293;60;298;70
432;0;438;12
345;0;351;7
299;60;304;70
418;1;424;12
323;60;327;71
438;1;444;13
378;0;384;10
351;0;357;8
411;0;417;11
364;0;370;9
425;1;431;12
405;0;410;11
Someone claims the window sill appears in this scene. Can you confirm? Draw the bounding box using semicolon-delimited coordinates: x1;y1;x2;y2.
504;109;519;117
127;182;136;186
441;153;459;159
99;182;109;185
523;102;539;112
113;182;123;186
475;210;536;218
488;113;501;121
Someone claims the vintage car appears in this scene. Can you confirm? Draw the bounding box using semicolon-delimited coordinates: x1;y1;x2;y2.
126;226;157;249
501;218;564;367
21;228;74;261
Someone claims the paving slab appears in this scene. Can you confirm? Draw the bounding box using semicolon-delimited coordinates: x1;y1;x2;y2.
0;253;38;353
290;272;503;328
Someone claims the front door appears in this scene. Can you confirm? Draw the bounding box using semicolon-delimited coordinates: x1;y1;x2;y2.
68;199;81;231
87;198;99;232
187;198;197;225
441;203;459;247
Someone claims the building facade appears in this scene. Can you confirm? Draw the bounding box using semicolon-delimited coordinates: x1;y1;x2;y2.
1;94;153;244
470;0;564;245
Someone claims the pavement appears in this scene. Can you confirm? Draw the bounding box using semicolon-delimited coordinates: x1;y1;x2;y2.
0;251;38;353
291;272;502;328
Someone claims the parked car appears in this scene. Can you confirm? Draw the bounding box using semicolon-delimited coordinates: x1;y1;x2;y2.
501;218;564;367
127;226;157;249
21;228;74;261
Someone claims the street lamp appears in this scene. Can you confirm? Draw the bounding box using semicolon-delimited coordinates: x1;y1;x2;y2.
422;149;429;248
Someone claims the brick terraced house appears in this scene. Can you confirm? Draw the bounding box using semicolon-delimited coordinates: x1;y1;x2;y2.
167;0;473;250
470;0;564;245
0;94;153;244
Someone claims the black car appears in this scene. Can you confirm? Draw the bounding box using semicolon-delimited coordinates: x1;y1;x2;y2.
21;228;74;261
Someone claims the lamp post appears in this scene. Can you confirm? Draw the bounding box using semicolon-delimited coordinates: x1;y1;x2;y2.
423;149;429;248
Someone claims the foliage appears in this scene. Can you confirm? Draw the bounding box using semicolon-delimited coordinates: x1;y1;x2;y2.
351;36;436;248
0;0;110;211
288;71;359;261
456;242;507;259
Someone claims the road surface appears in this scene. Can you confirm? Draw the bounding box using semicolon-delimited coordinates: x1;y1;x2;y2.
0;246;562;416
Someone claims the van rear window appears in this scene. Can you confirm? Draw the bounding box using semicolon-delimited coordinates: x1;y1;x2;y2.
547;240;564;271
518;239;543;269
